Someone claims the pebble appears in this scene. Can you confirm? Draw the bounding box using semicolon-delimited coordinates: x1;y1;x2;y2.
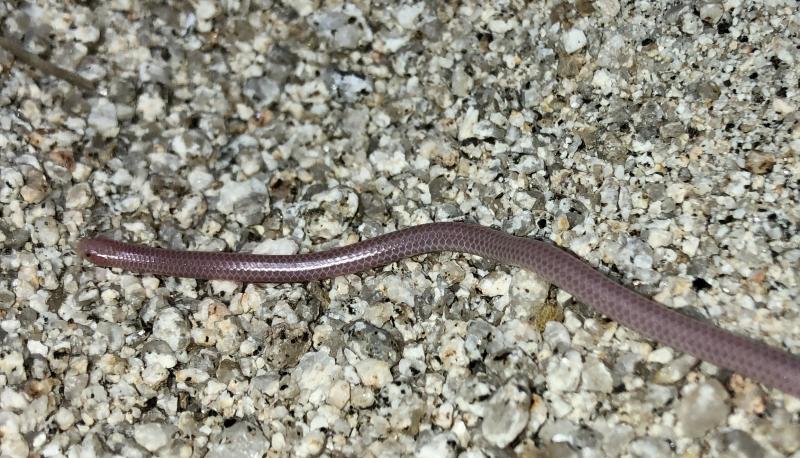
206;421;270;458
653;354;697;385
263;322;312;370
354;358;393;389
562;29;587;54
215;177;268;215
33;217;59;246
133;423;173;452
152;308;191;352
65;182;94;209
545;350;583;392
295;429;326;457
417;432;458;458
581;357;614;393
305;187;358;239
136;92;166;122
481;380;531;447
292;353;340;405
677;380;730;438
87;98;119;138
20;167;48;203
699;2;724;24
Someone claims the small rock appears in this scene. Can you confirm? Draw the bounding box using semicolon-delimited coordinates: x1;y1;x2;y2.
592;69;616;94
33;217;59;246
88;98;119;138
327;380;350;409
709;429;766;457
288;0;319;16
595;0;621;17
581;358;614;393
677;380;730;438
133;422;172;452
263;323;312;370
206;421;270;458
136;92;166;122
252;237;297;256
458;107;480;141
653;354;697;385
545;350;583;392
65;182;95;209
647;229;672;249
628;437;673;458
482;380;531;447
216;177;268;215
396;3;425;29
354;358;393;388
699;2;724;24
54;407;75;430
20;167;48;203
295;429;326;457
152;308;190;353
344;320;402;364
416;432;458;458
562;29;587;54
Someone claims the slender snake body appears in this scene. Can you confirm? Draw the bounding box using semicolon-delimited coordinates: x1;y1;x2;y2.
76;222;800;397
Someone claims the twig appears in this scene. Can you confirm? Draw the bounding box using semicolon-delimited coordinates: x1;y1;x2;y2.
0;35;96;92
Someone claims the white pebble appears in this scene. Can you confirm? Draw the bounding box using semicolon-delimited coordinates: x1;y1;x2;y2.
458;107;480;140
188;167;214;192
194;0;217;20
395;2;425;29
677;380;730;438
595;0;621;16
488;19;514;34
417;432;458;458
216;178;262;214
592;69;616;94
295;430;326;457
477;271;511;297
253;238;299;255
54;407;75;430
545;350;583;392
562;28;587;54
369;148;408;175
0;387;28;410
88;98;119;138
355;358;393;388
65;182;95;209
699;2;723;24
33;218;59;246
327;380;350;409
581;358;614;393
288;0;319;16
133;423;171;452
136;93;166;122
647;229;672;249
482;382;531;447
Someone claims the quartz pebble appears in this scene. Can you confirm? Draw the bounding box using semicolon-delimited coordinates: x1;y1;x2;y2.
481;381;531;447
562;29;587;54
87;98;119;138
677;380;731;438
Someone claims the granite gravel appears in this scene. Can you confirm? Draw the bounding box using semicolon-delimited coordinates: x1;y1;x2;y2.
1;1;799;457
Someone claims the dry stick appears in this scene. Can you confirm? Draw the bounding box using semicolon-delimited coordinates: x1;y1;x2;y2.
0;35;95;92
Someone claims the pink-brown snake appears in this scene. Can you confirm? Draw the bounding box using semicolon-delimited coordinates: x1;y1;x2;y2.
76;222;800;397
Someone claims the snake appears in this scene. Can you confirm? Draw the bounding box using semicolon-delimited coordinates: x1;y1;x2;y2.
76;222;800;397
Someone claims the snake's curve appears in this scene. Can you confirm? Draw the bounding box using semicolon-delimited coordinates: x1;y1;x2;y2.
76;222;800;397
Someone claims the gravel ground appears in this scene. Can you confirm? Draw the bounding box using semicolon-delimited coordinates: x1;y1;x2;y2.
1;1;799;457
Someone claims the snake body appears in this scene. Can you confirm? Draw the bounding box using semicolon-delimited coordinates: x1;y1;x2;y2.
76;222;800;397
